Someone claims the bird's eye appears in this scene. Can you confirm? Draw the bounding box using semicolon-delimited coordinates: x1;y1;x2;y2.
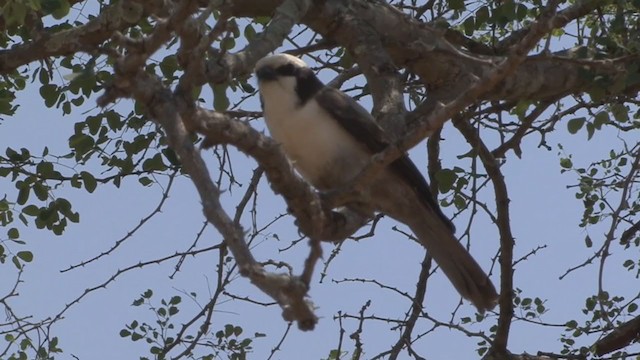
275;63;297;76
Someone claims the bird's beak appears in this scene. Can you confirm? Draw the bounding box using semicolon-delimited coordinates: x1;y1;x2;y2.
256;66;277;82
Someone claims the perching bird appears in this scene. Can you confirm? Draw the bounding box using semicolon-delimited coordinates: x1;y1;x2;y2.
255;53;498;312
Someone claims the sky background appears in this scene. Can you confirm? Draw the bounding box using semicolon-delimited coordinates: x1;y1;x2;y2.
1;4;638;360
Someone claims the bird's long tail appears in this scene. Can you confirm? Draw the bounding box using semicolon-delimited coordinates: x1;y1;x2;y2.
408;218;499;312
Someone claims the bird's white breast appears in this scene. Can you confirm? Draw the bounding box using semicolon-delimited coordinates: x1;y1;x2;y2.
260;83;368;189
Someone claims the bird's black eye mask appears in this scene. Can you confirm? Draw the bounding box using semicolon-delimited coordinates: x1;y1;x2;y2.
293;67;324;105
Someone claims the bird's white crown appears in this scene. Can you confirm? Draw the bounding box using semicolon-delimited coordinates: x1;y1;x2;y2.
254;53;308;72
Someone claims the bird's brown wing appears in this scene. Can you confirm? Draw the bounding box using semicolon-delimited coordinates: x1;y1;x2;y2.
315;87;455;232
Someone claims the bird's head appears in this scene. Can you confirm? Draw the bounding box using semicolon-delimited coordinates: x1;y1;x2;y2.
255;53;309;83
254;54;324;106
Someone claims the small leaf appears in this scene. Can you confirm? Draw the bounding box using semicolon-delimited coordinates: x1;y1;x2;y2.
68;134;95;155
463;17;475;35
448;0;465;11
560;158;573;169
435;168;458;193
12;256;21;269
159;55;178;78
33;182;48;201
225;324;234;338
16;185;30;205
584;235;592;248
585;122;595;140
80;171;97;193
22;205;40;216
142;154;166;172
213;84;229;111
39;84;59;107
515;3;528;20
51;0;71;19
8;228;19;239
17;251;33;262
162;148;181;166
475;6;489;26
169;296;181;305
567;117;585;134
138;177;153;186
234;326;243;336
611;103;629;122
244;24;256;40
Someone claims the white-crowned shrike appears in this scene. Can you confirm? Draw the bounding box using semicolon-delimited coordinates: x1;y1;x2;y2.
255;53;498;312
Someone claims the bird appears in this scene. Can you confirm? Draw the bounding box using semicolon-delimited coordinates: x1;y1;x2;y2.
254;53;498;312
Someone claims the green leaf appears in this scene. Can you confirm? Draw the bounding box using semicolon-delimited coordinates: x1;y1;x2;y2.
565;320;578;329
6;147;21;161
142;154;166;172
448;0;465;11
225;324;234;338
221;37;235;51
213;84;229;111
584;235;592;248
17;251;33;262
138;177;153;186
51;0;71;19
233;326;243;336
628;303;638;313
244;24;256;40
39;84;59;108
594;111;609;129
159;55;178;78
86;115;102;135
162;148;181;166
585;122;595;140
119;329;131;337
105;111;122;131
36;161;54;177
567;117;585;134
463;17;475;35
12;255;21;269
16;185;30;205
80;171;97;193
611;103;629;122
33;182;48;201
515;4;528;20
8;227;19;239
475;6;489;26
2;2;28;26
68;133;95;155
435;168;458;193
22;205;40;216
560;158;572;169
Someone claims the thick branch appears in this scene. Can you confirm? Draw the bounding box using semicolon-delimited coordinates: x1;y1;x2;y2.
594;314;640;356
